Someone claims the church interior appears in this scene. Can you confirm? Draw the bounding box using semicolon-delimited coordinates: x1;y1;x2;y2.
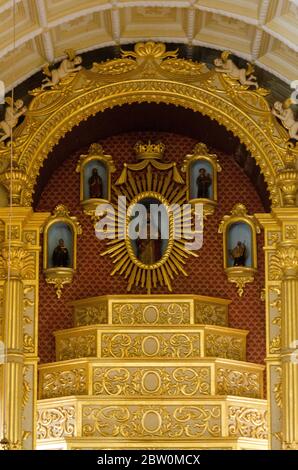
0;0;298;451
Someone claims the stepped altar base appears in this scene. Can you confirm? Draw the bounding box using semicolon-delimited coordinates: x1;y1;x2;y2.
37;295;268;450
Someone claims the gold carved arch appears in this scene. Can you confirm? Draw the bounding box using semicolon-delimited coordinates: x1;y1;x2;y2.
0;42;297;208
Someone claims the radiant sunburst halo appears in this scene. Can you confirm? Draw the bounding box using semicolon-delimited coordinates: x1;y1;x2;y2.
97;158;202;294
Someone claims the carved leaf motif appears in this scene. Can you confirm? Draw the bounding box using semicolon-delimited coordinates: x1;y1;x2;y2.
37;406;76;439
82;405;221;438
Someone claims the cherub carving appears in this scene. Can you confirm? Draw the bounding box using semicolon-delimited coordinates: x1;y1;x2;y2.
272;99;298;141
41;49;82;89
214;51;258;88
0;97;27;142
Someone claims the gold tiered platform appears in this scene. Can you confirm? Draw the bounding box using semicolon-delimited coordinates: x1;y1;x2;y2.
37;295;268;450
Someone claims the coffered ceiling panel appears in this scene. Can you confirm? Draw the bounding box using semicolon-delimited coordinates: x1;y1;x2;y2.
0;0;297;90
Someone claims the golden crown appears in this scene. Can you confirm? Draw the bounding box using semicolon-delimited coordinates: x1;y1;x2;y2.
134;140;165;160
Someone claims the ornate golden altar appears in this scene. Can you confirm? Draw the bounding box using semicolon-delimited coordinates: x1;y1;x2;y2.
37;294;267;450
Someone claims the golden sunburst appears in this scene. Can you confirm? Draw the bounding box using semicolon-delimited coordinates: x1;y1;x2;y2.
99;143;200;293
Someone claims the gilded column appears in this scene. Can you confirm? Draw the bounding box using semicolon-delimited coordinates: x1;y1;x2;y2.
276;241;298;449
256;213;282;449
0;241;26;449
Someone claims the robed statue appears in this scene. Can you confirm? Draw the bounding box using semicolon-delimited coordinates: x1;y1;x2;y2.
136;213;162;265
197;168;212;199
52;239;69;267
88;168;102;199
229;241;246;267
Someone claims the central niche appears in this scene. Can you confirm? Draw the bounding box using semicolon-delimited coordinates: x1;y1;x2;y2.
100;140;199;293
127;193;171;267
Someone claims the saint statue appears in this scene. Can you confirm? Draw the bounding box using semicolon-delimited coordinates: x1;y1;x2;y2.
229;241;246;267
136;213;162;265
88;168;102;199
52;239;69;267
197;168;212;199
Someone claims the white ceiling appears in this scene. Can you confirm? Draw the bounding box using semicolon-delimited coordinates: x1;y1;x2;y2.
0;0;298;91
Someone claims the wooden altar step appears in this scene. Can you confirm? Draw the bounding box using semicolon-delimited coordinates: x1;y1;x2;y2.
38;357;264;400
70;294;230;327
54;325;248;362
36;436;268;450
37;294;267;450
36;396;268;450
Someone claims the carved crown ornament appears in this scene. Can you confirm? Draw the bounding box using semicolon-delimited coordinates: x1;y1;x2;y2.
0;42;297;208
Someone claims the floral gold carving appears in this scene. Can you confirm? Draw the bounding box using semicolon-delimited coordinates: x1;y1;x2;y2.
93;367;210;397
206;334;245;360
216;368;261;398
37;406;76;440
285;225;297;240
269;335;281;354
228;406;268;439
74;305;108;327
112;302;190;325
57;335;96;360
195;303;227;326
101;333;201;359
0;246;35;279
40;368;87;399
23;333;34;353
82;404;221;438
273;367;282;409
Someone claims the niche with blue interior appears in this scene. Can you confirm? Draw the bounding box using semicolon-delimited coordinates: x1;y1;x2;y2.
83;160;108;200
189;160;213;200
227;222;253;268
47;222;73;269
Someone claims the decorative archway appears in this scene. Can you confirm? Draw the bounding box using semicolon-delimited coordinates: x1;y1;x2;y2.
0;42;298;451
0;42;297;208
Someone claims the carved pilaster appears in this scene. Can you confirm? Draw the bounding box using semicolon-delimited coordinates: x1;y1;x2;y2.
0;241;26;449
274;241;298;449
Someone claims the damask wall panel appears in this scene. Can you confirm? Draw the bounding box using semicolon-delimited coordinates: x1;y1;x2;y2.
36;132;265;364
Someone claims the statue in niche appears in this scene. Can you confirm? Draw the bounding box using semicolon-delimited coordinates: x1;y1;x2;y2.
88;168;103;199
229;241;246;267
52;239;69;267
41;49;82;89
0;98;27;142
272;99;298;141
214;51;258;88
197;167;212;198
136;213;162;265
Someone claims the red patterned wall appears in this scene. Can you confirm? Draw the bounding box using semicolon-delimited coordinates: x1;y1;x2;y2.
37;132;265;365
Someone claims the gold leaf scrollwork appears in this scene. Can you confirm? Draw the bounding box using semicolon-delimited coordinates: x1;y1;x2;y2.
228;406;268;439
273;367;282;409
74;305;108;326
23;333;34;353
37;406;76;440
101;333;201;359
82;405;221;438
41;368;87;399
216;368;261;398
206;334;244;360
93;367;210;397
112;302;190;325
195;303;227;326
57;335;96;360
